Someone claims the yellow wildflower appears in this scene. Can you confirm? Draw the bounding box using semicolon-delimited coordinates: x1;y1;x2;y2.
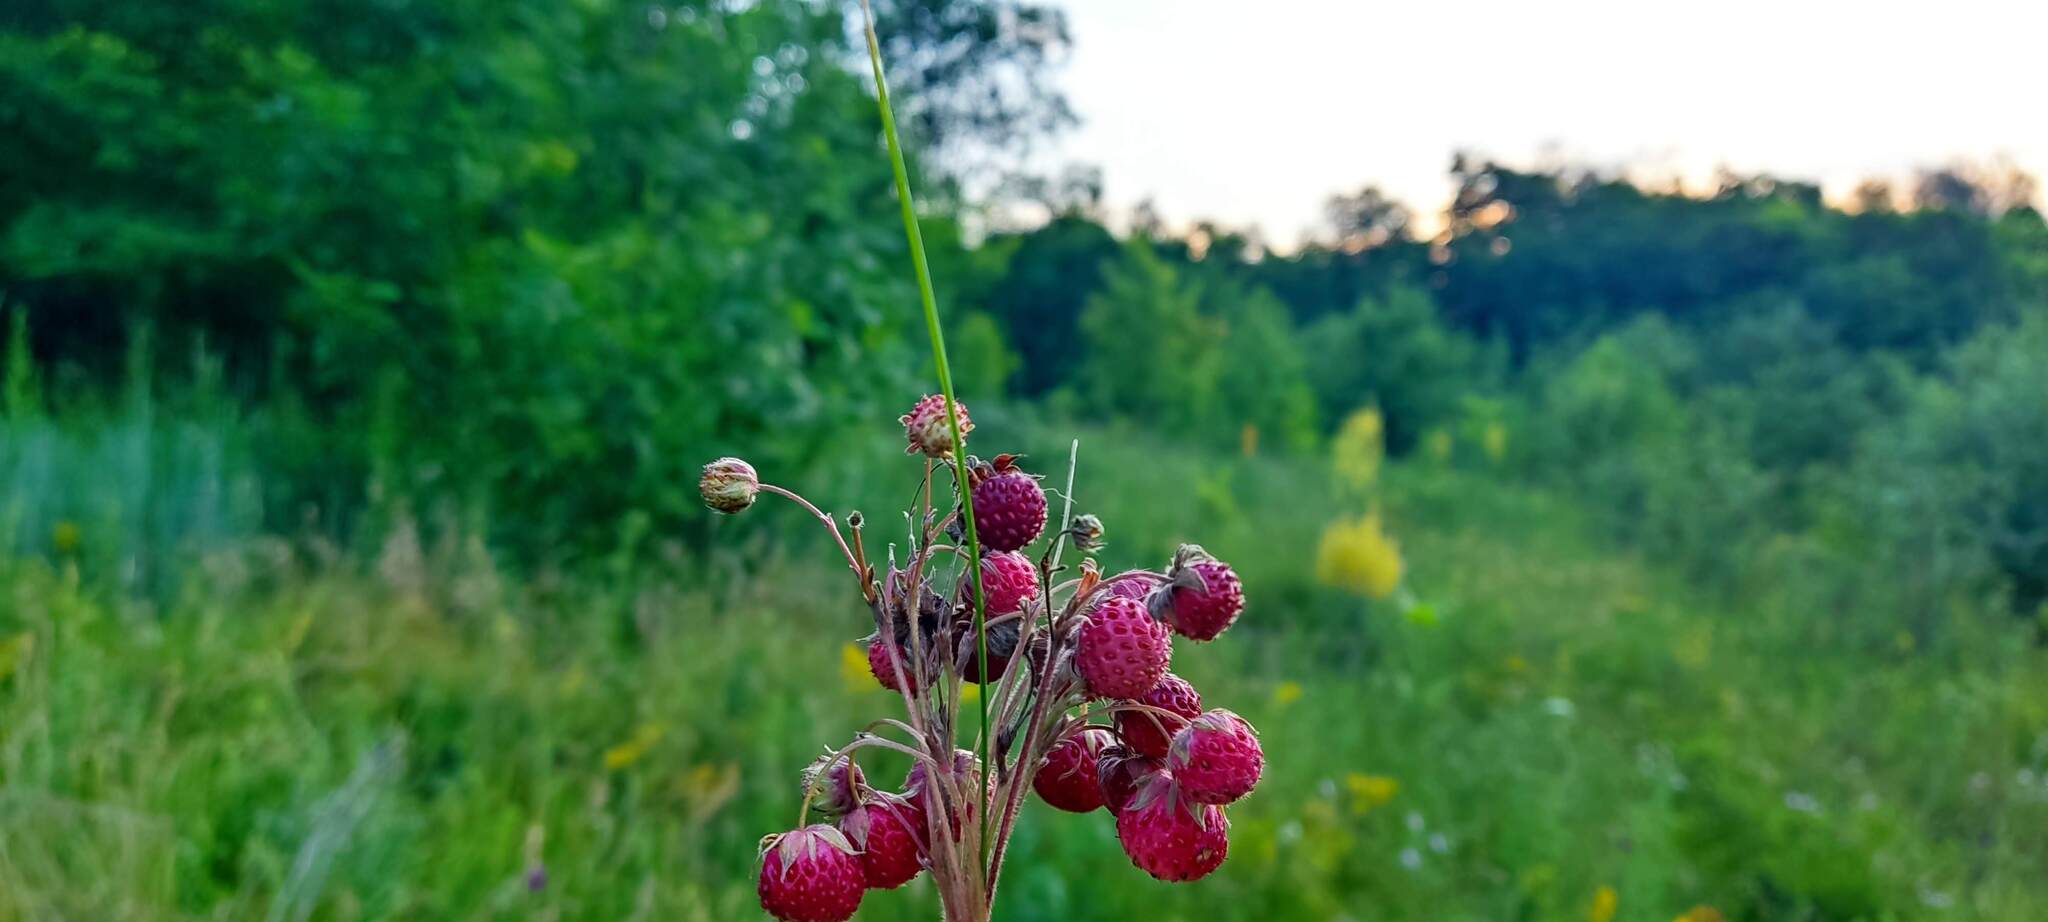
676;762;742;819
1482;421;1508;463
1673;907;1724;922
1345;773;1399;815
1331;407;1384;492
283;610;315;655
1425;428;1454;463
51;521;81;555
1316;514;1403;599
1590;885;1618;922
960;683;980;703
0;632;34;683
840;642;875;693
527;139;580;176
603;722;665;771
1272;680;1303;708
1674;627;1712;670
1301;797;1339;827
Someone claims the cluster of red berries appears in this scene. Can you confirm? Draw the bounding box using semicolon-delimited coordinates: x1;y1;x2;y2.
718;396;1265;921
1034;582;1263;884
757;757;954;921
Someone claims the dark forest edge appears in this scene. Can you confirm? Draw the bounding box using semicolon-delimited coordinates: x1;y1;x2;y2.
3;0;2046;635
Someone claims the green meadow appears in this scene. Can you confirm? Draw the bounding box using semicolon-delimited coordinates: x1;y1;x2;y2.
4;411;2044;920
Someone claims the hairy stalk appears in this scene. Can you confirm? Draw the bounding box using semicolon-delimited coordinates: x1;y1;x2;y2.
894;463;977;906
890;459;938;737
797;736;938;827
989;439;1082;757
986;623;1073;902
858;0;994;875
757;483;863;590
1049;440;1080;571
984;439;1081;899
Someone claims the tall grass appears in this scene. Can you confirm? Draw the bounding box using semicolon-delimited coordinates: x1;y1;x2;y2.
1;326;271;598
3;415;2043;920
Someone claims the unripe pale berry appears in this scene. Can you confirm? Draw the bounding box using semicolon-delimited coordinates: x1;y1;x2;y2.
800;754;869;818
700;457;759;514
901;394;972;458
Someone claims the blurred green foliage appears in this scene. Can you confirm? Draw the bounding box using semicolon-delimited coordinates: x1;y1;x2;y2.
1300;284;1486;453
959;162;2047;624
1074;242;1318;450
1853;312;2048;621
0;0;1066;558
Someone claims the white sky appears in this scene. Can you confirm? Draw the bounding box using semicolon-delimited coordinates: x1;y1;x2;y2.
1039;0;2048;246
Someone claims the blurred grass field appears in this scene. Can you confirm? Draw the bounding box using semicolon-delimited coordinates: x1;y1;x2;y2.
4;410;2043;921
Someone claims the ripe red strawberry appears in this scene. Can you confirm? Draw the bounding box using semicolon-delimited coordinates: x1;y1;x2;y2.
1097;747;1165;813
1169;560;1244;641
867;638;918;693
905;749;981;841
1113;773;1230;882
1077;596;1172;700
1115;673;1203;759
757;824;865;921
1166;710;1265;805
967;550;1040;615
970;457;1047;553
838;795;923;889
900;394;971;458
1033;727;1115;812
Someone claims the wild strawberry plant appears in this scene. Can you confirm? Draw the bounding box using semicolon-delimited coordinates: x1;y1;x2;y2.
702;8;1267;920
705;400;1263;920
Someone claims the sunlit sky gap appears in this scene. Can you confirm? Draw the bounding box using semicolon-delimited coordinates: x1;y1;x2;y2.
1037;0;2048;248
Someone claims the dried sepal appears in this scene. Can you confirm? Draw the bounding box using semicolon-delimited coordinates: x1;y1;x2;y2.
801;751;871;818
1065;513;1106;552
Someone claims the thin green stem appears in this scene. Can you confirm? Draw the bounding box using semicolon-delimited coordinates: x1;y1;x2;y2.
1049;439;1080;571
858;0;995;871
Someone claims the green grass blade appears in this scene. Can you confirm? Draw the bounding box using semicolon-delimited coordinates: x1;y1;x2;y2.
857;0;995;871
